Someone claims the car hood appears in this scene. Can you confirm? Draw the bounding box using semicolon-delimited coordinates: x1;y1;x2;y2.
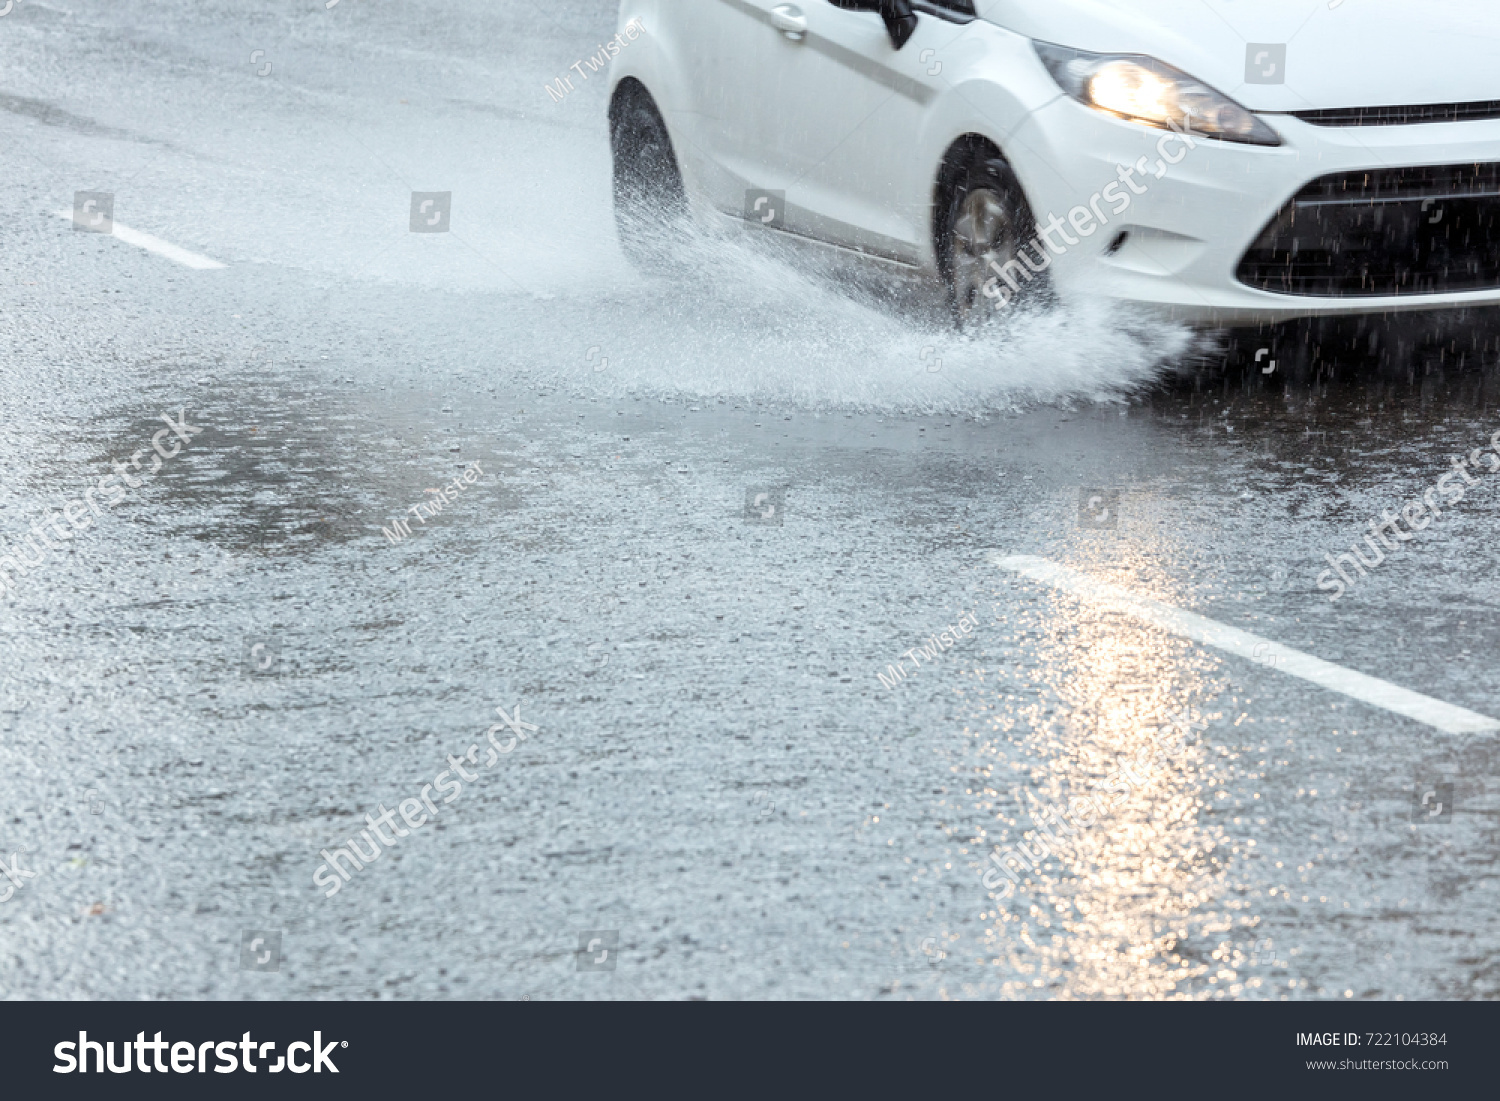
976;0;1500;112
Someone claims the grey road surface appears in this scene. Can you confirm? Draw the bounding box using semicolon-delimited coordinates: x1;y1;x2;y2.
1;0;1498;1000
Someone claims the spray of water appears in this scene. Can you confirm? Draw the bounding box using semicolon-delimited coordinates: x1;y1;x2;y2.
529;221;1195;416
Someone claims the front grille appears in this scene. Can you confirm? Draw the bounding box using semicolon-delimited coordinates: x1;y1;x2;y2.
1292;100;1500;127
1236;163;1500;297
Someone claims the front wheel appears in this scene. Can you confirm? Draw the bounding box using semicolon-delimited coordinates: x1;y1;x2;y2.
937;145;1047;327
609;81;689;272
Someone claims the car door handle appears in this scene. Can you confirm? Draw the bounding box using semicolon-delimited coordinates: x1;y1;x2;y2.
770;4;807;40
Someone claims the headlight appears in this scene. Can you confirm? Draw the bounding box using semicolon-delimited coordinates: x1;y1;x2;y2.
1033;42;1281;146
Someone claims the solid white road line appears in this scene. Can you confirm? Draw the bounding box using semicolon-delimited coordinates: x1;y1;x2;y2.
55;212;225;270
989;553;1500;735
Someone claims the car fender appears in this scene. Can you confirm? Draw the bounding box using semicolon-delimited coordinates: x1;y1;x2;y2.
910;23;1063;271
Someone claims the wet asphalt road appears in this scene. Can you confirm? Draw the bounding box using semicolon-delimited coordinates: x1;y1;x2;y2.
1;1;1498;1001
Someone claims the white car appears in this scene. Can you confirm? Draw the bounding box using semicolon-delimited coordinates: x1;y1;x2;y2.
607;0;1500;327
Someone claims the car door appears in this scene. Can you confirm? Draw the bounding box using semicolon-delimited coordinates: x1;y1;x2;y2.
748;1;961;261
664;0;780;216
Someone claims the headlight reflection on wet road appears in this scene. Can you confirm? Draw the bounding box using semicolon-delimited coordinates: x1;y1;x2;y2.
959;559;1252;998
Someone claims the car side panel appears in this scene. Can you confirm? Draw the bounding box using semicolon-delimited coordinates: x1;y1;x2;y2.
613;4;1063;275
724;7;1060;266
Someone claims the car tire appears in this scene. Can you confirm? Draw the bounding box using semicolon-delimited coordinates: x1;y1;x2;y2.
609;81;689;272
937;144;1047;327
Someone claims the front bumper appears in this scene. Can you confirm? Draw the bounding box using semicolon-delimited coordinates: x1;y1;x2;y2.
1007;96;1500;326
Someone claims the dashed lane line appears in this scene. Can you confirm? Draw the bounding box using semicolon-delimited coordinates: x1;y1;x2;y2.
54;211;225;270
989;553;1500;735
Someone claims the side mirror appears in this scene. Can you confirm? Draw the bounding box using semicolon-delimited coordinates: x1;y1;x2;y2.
842;0;919;50
879;0;919;49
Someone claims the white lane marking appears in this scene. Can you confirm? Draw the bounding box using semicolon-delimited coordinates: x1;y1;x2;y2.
55;211;225;270
989;553;1500;735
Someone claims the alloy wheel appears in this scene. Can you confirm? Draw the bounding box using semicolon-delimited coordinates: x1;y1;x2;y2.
949;187;1021;326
